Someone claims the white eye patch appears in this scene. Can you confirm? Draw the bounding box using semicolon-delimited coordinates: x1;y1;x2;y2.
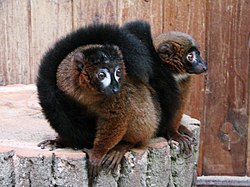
186;51;197;62
114;66;122;82
97;69;111;88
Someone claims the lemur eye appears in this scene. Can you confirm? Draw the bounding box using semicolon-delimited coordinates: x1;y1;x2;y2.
98;72;106;80
187;52;195;62
116;68;121;77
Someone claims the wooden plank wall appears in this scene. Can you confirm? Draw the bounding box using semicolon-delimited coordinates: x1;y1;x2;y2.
204;0;250;176
0;0;249;178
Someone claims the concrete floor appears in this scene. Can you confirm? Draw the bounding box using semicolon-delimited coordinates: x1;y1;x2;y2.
0;84;57;151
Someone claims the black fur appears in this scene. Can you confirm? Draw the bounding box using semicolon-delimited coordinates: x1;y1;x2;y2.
121;20;180;137
37;23;153;149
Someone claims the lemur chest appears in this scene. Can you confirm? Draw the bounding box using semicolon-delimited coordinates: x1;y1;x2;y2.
175;75;191;99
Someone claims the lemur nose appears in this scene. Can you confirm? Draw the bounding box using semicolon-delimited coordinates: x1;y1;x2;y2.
112;87;120;94
203;66;208;72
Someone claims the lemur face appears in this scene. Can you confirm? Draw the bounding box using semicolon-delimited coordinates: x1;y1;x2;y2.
75;44;126;96
93;62;123;95
157;41;207;74
155;31;208;75
184;47;208;74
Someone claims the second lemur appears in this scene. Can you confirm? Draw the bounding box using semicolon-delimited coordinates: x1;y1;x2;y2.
57;44;160;178
154;31;207;150
122;21;207;153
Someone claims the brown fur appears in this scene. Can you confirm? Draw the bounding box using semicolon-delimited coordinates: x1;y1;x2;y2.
170;77;193;140
154;31;207;153
57;45;160;178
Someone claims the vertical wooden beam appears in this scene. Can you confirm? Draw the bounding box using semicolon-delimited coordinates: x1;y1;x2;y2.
29;0;73;83
72;0;118;30
248;103;250;176
0;0;30;85
247;6;250;175
117;0;163;35
203;0;249;176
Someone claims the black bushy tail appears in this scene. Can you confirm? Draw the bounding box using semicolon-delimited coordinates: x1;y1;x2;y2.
122;20;152;44
121;20;159;62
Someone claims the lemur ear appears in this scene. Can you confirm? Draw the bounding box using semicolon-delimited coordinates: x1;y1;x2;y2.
158;43;174;56
74;52;85;71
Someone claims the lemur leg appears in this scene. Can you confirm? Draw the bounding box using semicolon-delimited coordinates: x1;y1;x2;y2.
102;142;134;173
178;124;193;137
167;112;193;154
37;136;68;151
83;119;128;179
178;124;197;145
168;131;192;154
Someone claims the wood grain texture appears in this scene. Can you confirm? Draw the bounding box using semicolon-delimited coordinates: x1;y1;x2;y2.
247;4;250;176
203;0;250;175
0;0;30;85
117;0;163;35
248;103;250;176
29;0;73;83
72;0;117;30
